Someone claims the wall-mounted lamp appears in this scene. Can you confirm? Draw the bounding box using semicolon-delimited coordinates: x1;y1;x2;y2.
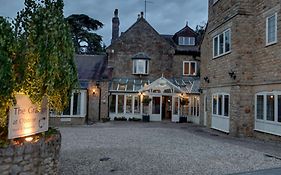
203;76;210;83
92;89;96;95
198;88;203;94
228;71;236;80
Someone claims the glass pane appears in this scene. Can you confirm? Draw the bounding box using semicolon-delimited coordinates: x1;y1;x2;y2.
109;95;116;113
190;97;194;116
256;95;264;119
152;97;161;114
225;30;230;52
72;93;81;115
266;95;274;121
184;62;190;75
189;37;195;45
213;95;217;115
214;37;218;56
182;98;189;116
134;96;141;114
218;95;222;115
190;62;196;75
268;15;276;43
145;60;149;74
133;60;137;74
142;95;150;114
118;95;124;113
126;95;132;113
219;33;224;54
173;97;179;115
224;95;229;117
63;99;71;115
277;95;281;122
179;37;184;45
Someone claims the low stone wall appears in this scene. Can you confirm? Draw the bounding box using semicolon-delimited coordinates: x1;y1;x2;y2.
0;132;61;175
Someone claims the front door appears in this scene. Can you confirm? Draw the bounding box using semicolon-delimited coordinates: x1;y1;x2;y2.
162;96;172;120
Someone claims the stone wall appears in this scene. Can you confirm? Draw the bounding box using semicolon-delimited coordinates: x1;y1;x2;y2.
201;0;281;139
0;132;61;175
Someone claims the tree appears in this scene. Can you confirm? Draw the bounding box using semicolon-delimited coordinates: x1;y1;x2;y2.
66;14;104;54
0;0;78;139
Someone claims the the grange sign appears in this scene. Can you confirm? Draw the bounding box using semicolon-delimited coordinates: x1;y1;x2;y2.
8;94;49;139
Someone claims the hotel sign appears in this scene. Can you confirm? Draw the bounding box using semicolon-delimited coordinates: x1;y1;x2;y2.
8;94;49;139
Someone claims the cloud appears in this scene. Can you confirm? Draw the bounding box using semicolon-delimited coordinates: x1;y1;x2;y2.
0;0;208;46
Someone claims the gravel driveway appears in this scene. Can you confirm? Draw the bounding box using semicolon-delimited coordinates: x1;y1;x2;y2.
59;122;281;175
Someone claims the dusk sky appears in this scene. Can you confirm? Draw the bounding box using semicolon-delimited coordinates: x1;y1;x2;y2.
0;0;208;46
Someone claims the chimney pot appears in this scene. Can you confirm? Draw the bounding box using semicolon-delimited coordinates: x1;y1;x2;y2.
140;12;144;18
114;9;118;17
111;9;120;43
186;21;188;26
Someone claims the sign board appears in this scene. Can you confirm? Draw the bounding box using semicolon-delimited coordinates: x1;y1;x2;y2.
8;94;49;139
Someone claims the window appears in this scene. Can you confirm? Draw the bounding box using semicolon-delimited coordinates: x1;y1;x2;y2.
62;90;86;117
126;95;133;113
134;96;141;114
178;37;195;46
266;13;277;45
118;95;124;113
109;95;116;113
133;60;149;74
256;92;281;123
212;93;230;117
183;61;197;75
213;29;231;58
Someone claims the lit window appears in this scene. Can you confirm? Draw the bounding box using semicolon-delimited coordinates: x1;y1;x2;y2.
133;60;149;74
212;93;229;117
213;29;231;58
62;90;86;117
179;37;195;46
266;13;277;45
183;61;197;75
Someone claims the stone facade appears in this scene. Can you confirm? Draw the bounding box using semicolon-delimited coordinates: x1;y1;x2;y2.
0;132;61;175
201;0;281;140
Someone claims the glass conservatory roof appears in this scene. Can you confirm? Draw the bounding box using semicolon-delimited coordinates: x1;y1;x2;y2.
109;76;200;94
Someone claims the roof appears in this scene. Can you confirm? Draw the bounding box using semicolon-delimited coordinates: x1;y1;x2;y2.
75;54;111;81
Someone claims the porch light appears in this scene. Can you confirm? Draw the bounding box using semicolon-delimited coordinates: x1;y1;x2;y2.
25;136;33;142
270;95;274;99
92;89;96;95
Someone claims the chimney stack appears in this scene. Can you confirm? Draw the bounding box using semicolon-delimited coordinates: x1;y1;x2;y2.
111;9;120;43
186;21;188;26
140;12;144;18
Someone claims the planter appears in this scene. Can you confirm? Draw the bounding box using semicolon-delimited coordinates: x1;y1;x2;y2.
142;114;150;122
0;129;61;174
179;116;187;123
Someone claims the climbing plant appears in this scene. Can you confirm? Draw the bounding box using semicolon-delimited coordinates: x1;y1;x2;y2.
0;0;78;137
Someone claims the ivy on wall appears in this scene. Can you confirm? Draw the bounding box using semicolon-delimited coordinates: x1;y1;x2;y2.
0;0;78;135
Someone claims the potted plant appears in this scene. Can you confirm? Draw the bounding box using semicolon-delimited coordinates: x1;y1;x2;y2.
142;96;151;122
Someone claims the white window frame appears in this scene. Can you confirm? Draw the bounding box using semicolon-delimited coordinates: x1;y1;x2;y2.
255;91;281;136
61;90;87;117
133;59;149;75
212;93;230;118
183;61;197;76
178;36;195;46
266;13;278;46
255;92;281;123
213;29;231;58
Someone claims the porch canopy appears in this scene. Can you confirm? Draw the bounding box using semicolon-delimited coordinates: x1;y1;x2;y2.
109;76;200;94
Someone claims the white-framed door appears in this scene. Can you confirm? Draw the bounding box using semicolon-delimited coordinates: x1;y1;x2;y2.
172;96;180;122
150;95;162;121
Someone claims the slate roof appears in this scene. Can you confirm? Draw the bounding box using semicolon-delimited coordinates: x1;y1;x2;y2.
75;54;112;81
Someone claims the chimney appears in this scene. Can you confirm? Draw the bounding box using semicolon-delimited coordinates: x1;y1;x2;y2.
186;21;188;26
111;9;120;43
140;12;144;18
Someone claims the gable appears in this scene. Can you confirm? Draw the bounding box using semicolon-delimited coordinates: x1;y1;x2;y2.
106;17;174;52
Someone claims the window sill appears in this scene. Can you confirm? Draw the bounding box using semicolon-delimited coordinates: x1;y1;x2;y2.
132;73;149;76
255;119;281;126
212;114;229;119
213;51;231;59
265;41;277;47
182;74;198;76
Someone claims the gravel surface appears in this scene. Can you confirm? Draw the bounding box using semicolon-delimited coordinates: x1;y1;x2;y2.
59;122;281;175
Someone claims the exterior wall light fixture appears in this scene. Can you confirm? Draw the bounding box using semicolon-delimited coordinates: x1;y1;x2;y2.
228;71;236;80
203;76;210;83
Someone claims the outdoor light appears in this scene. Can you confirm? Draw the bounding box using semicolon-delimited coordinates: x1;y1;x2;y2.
228;71;236;80
204;76;210;83
25;136;33;142
270;95;274;99
92;89;96;95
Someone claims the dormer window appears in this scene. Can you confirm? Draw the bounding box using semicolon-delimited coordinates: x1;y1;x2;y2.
132;52;150;75
178;36;195;46
133;60;149;74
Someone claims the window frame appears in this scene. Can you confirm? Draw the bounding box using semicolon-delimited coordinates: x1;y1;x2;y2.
213;29;231;58
183;61;197;76
266;12;278;46
178;36;195;46
255;92;281;124
133;59;149;75
212;93;230;118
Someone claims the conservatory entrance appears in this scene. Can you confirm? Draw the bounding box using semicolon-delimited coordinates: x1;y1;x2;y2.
108;76;200;123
